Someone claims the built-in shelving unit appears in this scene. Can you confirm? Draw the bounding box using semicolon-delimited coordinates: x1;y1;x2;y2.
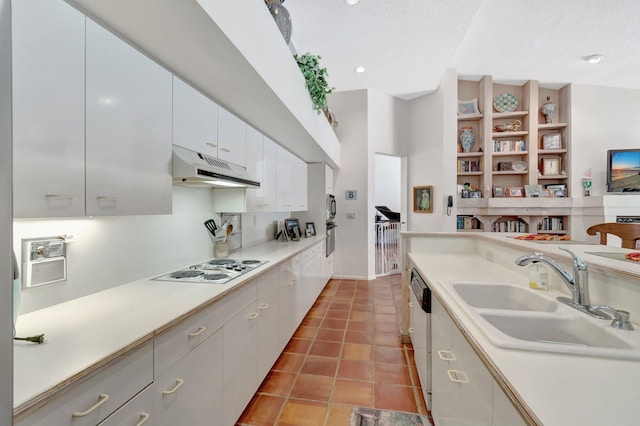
456;76;571;233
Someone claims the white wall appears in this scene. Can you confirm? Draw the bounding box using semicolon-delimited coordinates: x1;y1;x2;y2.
0;0;13;419
14;187;222;314
374;154;401;215
241;211;290;248
406;68;458;232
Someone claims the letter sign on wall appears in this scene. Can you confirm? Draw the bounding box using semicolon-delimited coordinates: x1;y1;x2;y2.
345;190;357;200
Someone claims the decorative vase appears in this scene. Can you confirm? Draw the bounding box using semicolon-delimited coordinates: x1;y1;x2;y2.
459;127;475;152
265;0;292;45
541;96;556;124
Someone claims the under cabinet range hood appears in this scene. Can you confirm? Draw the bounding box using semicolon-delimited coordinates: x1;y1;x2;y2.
172;144;260;188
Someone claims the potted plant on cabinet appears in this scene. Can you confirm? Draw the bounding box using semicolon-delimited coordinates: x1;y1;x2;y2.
294;52;335;117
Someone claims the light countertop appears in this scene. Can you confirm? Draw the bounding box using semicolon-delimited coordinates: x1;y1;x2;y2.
408;235;640;426
13;236;325;416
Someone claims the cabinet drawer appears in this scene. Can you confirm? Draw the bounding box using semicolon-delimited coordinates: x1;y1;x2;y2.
16;343;153;426
154;280;257;377
97;384;153;426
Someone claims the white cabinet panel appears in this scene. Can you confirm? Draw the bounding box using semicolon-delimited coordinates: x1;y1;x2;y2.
217;107;246;167
172;76;218;157
85;18;172;216
16;343;153;426
223;299;258;426
262;137;278;212
154;330;223;426
257;268;282;381
492;382;527;426
325;164;334;194
279;259;298;344
245;129;278;213
12;0;86;218
276;145;294;211
97;384;153;426
292;156;308;212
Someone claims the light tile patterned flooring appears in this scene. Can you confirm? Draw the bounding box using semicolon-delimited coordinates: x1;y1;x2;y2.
237;275;430;426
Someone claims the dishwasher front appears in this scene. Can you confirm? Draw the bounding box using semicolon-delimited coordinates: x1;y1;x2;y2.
410;267;432;410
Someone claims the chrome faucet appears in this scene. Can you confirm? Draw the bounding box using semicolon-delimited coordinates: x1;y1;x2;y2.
514;248;610;319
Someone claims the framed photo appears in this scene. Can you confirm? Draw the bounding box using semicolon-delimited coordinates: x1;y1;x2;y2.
470;191;482;198
506;186;524;197
492;186;505;198
541;189;552;198
413;186;433;213
524;184;543;198
284;218;301;241
305;222;316;237
542;133;562;150
542;157;561;176
457;98;480;116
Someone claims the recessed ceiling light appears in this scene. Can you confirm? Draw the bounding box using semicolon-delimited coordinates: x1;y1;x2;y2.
355;66;366;73
585;54;604;64
344;0;361;5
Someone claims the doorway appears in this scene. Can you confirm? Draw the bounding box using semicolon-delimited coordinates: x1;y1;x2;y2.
374;154;402;276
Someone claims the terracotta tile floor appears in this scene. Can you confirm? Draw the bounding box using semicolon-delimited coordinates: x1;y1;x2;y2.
237;275;430;425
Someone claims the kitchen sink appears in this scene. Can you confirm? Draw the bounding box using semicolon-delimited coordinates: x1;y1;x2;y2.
480;312;633;350
452;282;557;312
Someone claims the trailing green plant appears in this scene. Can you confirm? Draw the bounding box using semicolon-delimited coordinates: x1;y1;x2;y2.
294;52;334;114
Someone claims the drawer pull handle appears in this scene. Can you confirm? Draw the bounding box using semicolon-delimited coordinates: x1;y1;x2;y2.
248;312;259;320
287;280;295;286
447;369;469;384
136;412;151;426
408;302;414;308
220;147;231;152
206;142;217;148
188;326;207;337
438;350;456;361
72;393;109;417
162;379;184;395
259;303;269;310
46;194;76;199
408;327;415;333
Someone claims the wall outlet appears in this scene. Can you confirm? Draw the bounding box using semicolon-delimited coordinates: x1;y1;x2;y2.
346;212;357;219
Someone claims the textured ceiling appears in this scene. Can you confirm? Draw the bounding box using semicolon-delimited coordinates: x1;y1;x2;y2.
285;0;640;100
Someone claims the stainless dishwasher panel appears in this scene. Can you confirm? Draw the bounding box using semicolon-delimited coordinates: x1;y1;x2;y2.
326;224;336;257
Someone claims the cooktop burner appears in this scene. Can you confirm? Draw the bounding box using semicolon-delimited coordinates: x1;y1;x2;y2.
154;259;267;284
171;270;204;279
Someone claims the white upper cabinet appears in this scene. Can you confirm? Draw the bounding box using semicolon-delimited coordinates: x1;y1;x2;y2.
85;18;173;216
217;107;247;167
12;0;86;218
172;76;218;157
276;145;294;211
245;127;277;212
292;156;308;212
325;164;334;194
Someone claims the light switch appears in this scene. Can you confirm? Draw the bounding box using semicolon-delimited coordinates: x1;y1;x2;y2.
347;212;357;219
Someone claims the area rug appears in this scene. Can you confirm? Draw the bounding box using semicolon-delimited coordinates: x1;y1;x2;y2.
350;406;432;426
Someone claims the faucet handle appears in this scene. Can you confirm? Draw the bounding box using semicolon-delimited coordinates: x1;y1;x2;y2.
591;305;634;330
559;247;587;269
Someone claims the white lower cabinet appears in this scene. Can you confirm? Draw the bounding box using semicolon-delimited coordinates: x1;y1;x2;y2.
431;296;525;426
257;268;283;382
223;301;259;426
16;343;153;426
154;330;223;426
279;259;299;344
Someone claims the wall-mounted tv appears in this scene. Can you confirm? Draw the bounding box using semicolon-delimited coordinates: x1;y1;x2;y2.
607;149;640;192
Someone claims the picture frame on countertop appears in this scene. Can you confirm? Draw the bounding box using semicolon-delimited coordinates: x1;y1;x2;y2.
413;186;433;213
541;189;553;198
457;98;480;116
305;222;316;237
542;133;562;150
284;218;301;241
542;157;561;176
470;191;482;198
506;186;524;197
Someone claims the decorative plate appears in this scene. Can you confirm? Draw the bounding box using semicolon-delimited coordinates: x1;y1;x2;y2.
512;161;527;172
493;93;518;113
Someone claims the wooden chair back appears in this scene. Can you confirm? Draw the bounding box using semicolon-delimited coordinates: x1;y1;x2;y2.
586;223;640;249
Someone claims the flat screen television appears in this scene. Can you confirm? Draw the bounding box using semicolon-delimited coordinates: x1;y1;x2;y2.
607;149;640;192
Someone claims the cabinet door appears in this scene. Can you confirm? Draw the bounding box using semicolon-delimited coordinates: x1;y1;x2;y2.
223;302;259;426
12;0;86;218
172;76;218;157
325;164;334;194
217;107;246;167
262;137;278;212
292;156;308;211
279;260;298;345
245;125;264;212
276;145;293;211
85;19;172;216
154;330;223;426
257;268;282;381
291;254;305;326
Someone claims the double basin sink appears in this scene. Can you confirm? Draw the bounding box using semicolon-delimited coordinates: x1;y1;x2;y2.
449;282;640;360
